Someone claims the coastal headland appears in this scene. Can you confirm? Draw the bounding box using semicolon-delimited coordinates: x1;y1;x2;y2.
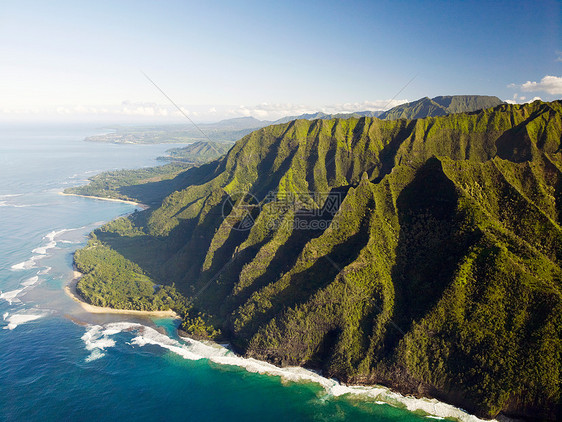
65;271;177;318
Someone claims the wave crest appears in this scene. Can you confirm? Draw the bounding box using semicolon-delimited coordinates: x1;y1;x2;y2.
81;322;490;421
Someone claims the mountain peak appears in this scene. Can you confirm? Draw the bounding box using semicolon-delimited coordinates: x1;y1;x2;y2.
379;95;504;120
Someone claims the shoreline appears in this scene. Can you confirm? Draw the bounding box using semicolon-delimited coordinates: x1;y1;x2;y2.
59;203;493;422
64;276;493;421
65;271;178;318
58;191;149;210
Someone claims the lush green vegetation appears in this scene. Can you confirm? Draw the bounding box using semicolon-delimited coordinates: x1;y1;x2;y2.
64;141;234;205
158;141;232;164
378;95;503;120
75;237;187;312
64;162;191;205
74;235;221;338
74;100;562;420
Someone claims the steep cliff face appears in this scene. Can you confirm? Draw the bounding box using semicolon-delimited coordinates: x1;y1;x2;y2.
80;100;562;419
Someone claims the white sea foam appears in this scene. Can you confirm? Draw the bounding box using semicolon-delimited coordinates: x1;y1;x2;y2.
11;228;77;272
44;229;71;242
0;289;24;304
81;325;117;362
0;203;35;208
83;322;491;422
37;267;51;275
10;257;39;271
4;269;44;301
32;241;57;255
3;312;44;330
0;197;42;208
21;276;40;287
3;312;8;320
85;349;106;362
0;201;34;208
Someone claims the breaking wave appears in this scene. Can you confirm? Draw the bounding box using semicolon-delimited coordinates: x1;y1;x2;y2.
21;276;40;287
81;322;491;422
81;325;118;361
11;256;41;271
2;312;46;330
11;228;77;273
0;289;24;304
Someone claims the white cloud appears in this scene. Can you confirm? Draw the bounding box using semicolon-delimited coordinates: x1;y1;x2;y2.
505;93;542;105
0;102;181;122
517;75;562;95
0;98;410;123
320;99;408;114
225;99;408;121
512;93;526;102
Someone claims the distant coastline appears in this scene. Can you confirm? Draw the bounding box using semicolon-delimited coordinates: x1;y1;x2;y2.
65;271;177;318
58;191;149;210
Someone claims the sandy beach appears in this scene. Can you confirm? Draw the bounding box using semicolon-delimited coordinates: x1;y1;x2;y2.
65;271;177;318
58;191;149;210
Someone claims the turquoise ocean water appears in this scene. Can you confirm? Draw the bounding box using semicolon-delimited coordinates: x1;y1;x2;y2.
0;125;474;422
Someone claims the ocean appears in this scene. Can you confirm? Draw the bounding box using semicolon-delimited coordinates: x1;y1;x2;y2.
0;124;481;422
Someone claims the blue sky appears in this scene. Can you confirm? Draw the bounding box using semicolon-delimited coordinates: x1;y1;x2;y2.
0;0;560;122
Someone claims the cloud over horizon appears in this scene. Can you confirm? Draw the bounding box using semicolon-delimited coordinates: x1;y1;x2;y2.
0;99;409;123
510;75;562;96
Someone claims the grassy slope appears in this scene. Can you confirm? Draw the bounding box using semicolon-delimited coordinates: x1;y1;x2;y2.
75;100;562;419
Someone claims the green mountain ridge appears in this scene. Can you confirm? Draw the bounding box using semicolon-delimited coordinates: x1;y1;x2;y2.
273;110;383;124
75;100;562;420
378;95;504;120
86;95;501;144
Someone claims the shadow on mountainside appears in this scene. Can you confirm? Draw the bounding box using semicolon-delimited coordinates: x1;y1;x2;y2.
233;213;372;343
118;160;224;206
384;157;478;353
